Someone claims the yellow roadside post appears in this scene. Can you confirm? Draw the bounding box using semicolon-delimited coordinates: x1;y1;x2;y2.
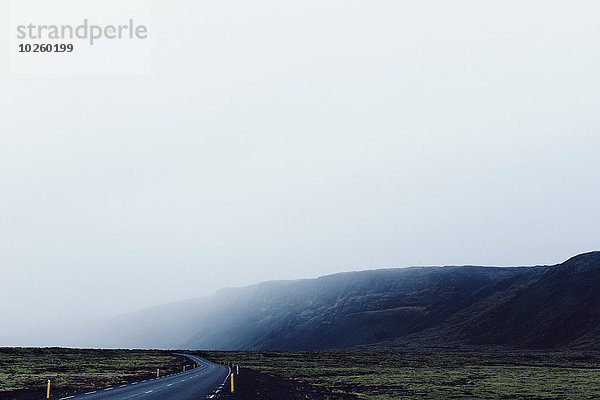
230;372;235;393
156;369;160;378
183;365;186;372
46;380;50;398
236;365;239;375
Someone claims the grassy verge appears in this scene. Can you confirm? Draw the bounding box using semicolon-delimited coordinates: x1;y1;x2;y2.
195;350;600;399
0;348;188;399
2;348;600;399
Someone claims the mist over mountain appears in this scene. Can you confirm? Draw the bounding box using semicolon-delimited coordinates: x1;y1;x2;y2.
72;252;600;351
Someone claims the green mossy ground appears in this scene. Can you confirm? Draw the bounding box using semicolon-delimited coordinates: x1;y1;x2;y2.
199;350;600;399
0;348;187;398
1;348;599;399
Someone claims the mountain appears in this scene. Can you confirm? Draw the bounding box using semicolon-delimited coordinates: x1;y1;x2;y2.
76;252;600;351
420;251;600;349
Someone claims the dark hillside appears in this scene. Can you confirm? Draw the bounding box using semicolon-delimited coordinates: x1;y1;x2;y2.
183;264;549;350
433;252;600;348
72;252;600;351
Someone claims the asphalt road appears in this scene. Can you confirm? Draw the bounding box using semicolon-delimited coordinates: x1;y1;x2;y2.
55;355;230;400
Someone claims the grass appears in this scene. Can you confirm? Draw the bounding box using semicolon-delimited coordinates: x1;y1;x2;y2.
196;350;600;399
2;348;600;399
0;348;188;398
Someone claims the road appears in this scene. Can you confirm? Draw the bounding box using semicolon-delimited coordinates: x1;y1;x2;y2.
55;355;230;400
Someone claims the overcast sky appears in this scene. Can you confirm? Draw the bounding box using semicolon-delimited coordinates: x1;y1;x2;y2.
1;1;599;345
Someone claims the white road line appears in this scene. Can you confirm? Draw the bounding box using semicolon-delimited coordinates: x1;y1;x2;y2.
119;384;127;387
104;387;113;391
167;384;173;387
145;390;153;394
132;382;138;385
59;396;74;400
84;391;97;395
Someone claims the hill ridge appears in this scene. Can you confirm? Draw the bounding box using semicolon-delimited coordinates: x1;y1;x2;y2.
71;252;600;351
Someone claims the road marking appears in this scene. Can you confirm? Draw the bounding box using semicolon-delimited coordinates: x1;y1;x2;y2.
167;384;173;387
104;387;113;390
59;397;74;400
145;390;153;394
132;382;138;385
85;391;97;395
119;384;127;387
180;379;185;382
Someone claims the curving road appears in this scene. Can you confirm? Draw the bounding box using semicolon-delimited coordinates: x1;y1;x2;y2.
55;355;230;400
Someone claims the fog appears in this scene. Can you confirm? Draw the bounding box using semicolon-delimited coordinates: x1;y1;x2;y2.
1;1;599;346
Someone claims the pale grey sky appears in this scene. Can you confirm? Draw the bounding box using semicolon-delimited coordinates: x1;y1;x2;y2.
1;1;599;345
